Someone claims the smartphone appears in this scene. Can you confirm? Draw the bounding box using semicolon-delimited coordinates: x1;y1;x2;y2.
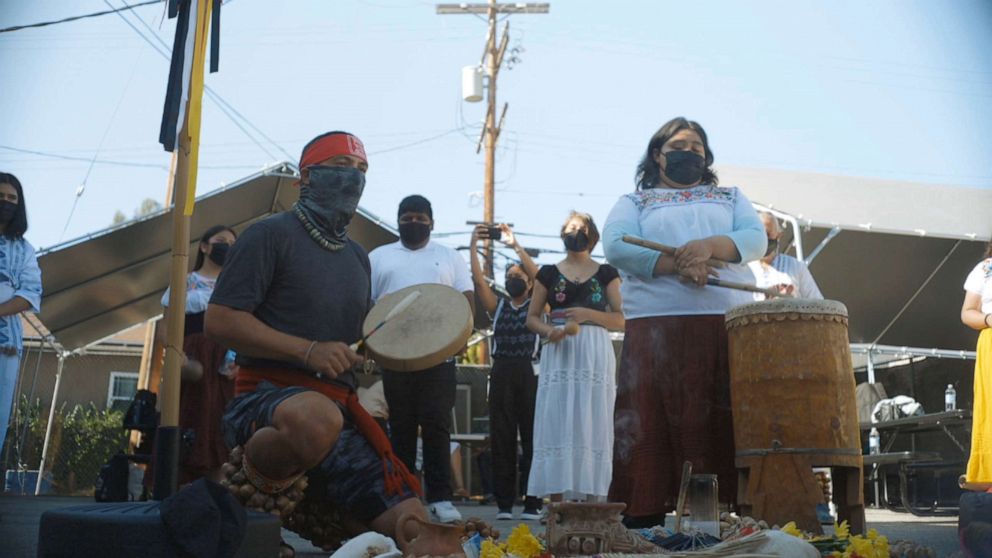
487;225;502;241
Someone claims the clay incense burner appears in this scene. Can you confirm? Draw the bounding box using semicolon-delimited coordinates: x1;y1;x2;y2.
544;502;665;556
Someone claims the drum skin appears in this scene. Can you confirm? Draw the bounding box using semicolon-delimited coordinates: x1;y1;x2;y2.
363;283;473;372
725;298;860;455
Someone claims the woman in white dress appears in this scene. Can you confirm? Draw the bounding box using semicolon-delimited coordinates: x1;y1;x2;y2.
525;211;623;501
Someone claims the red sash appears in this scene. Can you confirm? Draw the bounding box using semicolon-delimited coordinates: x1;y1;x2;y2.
237;366;421;497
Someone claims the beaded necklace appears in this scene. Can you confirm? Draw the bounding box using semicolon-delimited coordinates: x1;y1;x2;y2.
293;204;346;251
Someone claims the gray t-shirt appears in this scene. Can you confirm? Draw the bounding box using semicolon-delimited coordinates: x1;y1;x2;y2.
210;211;370;388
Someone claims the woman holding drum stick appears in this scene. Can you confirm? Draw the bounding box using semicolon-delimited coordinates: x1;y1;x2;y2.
603;117;766;527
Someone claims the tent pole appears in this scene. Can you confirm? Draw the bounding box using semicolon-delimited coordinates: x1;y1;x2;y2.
153;150;191;500
35;352;65;495
866;349;876;385
805;226;840;264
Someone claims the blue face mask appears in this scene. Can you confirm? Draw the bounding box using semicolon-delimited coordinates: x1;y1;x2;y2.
663;150;705;185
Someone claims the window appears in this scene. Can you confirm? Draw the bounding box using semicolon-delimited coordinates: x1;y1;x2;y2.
107;372;139;412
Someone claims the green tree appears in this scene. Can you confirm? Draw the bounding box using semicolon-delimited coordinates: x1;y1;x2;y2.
110;198;163;225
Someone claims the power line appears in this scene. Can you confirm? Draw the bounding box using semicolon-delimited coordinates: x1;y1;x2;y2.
0;144;255;170
107;0;290;161
0;0;164;34
367;128;464;155
60;49;145;243
116;0;296;160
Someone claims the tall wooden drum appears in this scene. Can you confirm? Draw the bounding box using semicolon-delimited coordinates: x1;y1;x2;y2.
725;298;865;534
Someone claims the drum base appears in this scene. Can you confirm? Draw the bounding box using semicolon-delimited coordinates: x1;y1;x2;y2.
737;454;865;535
37;502;281;558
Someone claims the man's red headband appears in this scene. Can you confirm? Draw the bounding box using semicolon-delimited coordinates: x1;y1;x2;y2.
299;133;368;171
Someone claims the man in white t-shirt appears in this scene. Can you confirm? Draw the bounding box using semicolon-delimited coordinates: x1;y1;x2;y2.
748;212;823;300
369;194;474;524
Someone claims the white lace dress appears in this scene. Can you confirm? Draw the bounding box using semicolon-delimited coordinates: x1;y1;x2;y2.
527;324;616;499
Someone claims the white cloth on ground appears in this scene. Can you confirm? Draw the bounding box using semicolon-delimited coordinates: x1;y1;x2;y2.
330;531;401;558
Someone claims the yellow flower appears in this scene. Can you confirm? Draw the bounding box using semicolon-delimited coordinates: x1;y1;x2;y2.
837;532;889;558
780;521;803;538
834;520;850;540
505;524;543;558
481;539;506;558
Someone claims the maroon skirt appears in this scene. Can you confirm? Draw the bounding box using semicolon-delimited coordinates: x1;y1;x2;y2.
608;315;737;517
178;332;234;483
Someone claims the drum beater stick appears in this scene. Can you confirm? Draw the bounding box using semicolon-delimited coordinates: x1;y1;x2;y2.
350;291;422;351
621;235;782;299
674;460;693;533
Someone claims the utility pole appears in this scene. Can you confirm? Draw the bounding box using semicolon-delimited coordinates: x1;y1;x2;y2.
436;1;548;277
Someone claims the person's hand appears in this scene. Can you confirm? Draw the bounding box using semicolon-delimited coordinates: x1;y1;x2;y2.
564;307;592;324
674;239;714;270
471;224;488;247
775;283;796;296
305;341;364;379
498;224;518;248
546;327;567;344
181;357;204;383
677;262;718;287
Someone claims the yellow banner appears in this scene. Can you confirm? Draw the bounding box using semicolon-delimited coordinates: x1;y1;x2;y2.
183;0;212;216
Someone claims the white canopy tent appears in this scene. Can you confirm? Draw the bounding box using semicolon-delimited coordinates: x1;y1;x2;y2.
720;165;989;372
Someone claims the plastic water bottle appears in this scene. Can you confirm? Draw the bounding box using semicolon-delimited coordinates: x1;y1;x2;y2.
945;384;957;412
869;427;880;455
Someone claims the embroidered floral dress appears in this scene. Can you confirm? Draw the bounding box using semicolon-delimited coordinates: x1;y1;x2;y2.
527;264;619;499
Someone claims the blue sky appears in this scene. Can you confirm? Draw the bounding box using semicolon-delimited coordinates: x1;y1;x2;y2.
1;0;990;262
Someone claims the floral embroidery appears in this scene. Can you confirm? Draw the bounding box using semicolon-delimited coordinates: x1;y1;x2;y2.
626;185;735;209
589;277;603;304
554;274;568;303
983;258;991;279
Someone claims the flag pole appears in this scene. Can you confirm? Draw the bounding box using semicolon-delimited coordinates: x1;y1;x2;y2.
154;0;213;500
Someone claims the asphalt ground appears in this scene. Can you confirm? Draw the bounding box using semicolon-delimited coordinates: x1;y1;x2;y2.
2;495;963;557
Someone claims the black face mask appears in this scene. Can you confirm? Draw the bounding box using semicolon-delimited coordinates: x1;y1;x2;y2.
295;166;366;250
663;150;706;186
505;277;528;298
764;237;779;257
0;201;17;224
208;242;230;266
398;222;431;246
563;230;590;252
